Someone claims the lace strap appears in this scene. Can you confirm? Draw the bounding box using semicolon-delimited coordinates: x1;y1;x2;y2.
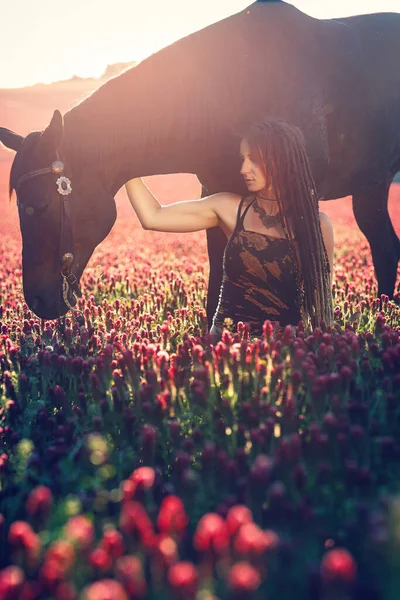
235;196;255;229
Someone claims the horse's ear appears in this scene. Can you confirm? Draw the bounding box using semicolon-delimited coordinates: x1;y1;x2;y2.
0;127;24;152
41;109;64;150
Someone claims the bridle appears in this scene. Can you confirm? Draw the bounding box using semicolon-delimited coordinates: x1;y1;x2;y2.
14;150;83;322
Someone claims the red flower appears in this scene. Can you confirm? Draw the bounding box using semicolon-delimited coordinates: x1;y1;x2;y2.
140;425;157;458
45;540;75;573
18;580;43;599
121;479;136;503
225;505;253;536
227;561;261;593
115;555;147;598
120;501;156;548
26;485;53;520
40;559;66;590
129;466;155;493
234;523;279;556
168;562;199;599
262;320;274;340
340;365;353;384
100;529;125;558
320;548;357;585
193;513;229;554
155;534;179;568
8;521;33;546
0;566;24;599
282;325;294;345
8;521;40;566
157;495;189;538
81;579;128;600
63;515;94;551
249;455;274;487
0;453;9;474
89;547;112;573
323;412;338;432
129;467;155;490
54;581;77;600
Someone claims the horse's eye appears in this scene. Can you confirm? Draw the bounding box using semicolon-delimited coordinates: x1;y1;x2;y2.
20;201;50;216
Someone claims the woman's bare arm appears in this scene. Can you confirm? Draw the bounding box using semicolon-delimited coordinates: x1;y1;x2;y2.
319;212;334;283
125;177;234;233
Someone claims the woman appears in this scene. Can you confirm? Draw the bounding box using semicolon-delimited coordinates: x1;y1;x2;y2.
125;118;334;338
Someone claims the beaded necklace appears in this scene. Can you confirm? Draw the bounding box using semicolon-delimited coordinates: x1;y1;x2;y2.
253;196;291;229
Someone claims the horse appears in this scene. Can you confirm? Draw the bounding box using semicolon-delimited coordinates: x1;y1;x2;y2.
1;0;400;325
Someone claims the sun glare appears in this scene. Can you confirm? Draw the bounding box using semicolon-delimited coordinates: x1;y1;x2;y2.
0;0;399;89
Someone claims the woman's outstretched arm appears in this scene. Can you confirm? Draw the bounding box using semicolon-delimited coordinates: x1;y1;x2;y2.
125;177;231;233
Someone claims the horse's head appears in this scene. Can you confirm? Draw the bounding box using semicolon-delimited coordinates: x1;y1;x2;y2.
0;110;117;319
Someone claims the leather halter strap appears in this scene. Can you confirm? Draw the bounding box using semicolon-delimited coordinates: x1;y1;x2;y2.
15;165;57;190
14;150;82;316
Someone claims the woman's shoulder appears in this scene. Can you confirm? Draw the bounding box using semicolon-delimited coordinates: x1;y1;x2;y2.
206;193;247;237
205;192;243;212
318;211;334;253
210;192;242;203
319;211;334;233
211;192;255;208
319;211;332;224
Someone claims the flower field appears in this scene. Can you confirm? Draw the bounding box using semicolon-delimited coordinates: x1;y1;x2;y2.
0;174;400;600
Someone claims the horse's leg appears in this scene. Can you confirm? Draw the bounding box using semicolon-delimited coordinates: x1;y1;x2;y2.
205;226;226;329
352;181;400;298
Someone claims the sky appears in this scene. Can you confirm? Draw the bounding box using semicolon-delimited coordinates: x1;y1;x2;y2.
0;0;399;89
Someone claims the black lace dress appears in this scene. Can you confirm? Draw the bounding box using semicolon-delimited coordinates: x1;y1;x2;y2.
211;196;303;337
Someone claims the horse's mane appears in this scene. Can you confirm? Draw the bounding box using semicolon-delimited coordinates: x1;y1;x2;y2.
64;43;208;160
12;1;302;188
61;8;259;173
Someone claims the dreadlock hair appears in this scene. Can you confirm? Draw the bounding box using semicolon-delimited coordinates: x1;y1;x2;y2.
242;117;333;331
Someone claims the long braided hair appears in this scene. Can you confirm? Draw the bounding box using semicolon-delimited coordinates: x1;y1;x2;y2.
242;118;333;330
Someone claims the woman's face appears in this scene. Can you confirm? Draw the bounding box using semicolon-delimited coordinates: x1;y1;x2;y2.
239;138;269;194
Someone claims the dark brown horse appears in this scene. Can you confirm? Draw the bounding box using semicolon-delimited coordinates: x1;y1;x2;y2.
1;0;400;324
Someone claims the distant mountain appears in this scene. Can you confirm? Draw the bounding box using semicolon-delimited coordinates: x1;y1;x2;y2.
47;61;137;87
101;61;137;80
0;61;137;140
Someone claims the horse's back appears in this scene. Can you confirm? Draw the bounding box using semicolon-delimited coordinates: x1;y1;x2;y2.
345;13;400;182
309;11;400;196
338;12;400;101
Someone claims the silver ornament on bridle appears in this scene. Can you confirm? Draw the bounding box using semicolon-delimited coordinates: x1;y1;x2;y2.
14;152;82;314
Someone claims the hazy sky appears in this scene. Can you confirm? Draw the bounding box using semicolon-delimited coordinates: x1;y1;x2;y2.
1;0;398;89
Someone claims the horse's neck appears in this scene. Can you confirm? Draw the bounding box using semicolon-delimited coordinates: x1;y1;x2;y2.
60;2;307;195
62;45;213;195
